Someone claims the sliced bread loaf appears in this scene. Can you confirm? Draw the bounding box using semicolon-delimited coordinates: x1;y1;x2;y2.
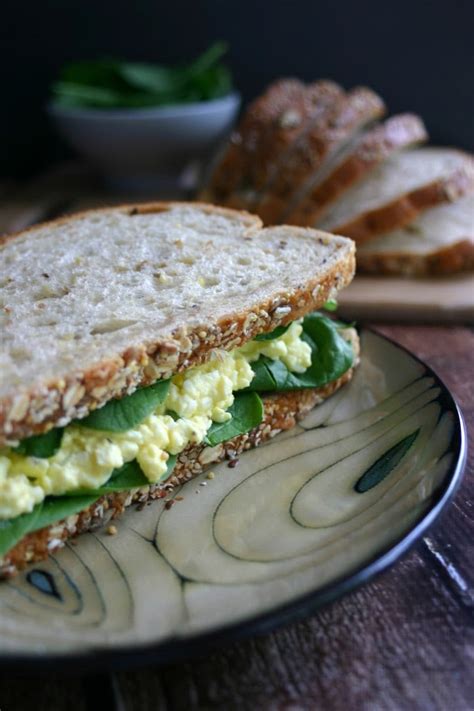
318;147;474;242
0;202;355;445
357;195;474;275
254;86;386;224
285;114;428;226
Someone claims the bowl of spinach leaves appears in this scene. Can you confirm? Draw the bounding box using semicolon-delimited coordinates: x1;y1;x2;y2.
48;42;240;187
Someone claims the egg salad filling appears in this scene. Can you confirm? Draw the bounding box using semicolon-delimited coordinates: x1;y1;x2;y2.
0;321;312;520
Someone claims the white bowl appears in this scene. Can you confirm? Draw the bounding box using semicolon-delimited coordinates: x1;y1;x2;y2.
48;92;240;188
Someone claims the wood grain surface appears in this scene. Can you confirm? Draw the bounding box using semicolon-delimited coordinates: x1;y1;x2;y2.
0;325;472;711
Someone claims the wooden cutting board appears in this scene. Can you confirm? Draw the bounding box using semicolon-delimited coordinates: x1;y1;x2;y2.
338;274;474;323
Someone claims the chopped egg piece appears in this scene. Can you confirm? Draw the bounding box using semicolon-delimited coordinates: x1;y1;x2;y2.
237;320;312;373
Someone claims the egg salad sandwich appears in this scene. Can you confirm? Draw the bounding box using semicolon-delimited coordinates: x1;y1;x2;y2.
0;202;359;578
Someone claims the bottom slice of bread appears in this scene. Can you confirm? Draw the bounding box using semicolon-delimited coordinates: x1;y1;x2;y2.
1;334;359;578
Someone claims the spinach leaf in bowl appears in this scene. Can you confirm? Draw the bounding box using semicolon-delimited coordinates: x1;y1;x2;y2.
51;42;233;109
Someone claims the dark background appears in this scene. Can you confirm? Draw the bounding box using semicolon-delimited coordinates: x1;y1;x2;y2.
1;0;473;179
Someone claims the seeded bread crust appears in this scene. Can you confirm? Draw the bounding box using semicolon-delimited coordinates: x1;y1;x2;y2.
213;80;345;210
0;333;359;579
203;79;309;201
254;87;386;225
0;202;356;446
201;80;344;207
286;114;428;226
247;80;344;194
328;151;474;244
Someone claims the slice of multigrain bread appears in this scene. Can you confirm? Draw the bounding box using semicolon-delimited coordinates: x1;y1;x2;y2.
0;202;355;446
202;79;312;202
242;79;344;197
0;333;359;579
285;114;428;226
201;78;344;206
318;147;474;243
254;86;386;224
357;195;474;275
221;80;346;211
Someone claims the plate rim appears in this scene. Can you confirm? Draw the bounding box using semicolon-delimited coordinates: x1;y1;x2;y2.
0;327;468;672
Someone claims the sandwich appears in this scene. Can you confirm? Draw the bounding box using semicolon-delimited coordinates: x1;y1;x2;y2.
0;202;359;578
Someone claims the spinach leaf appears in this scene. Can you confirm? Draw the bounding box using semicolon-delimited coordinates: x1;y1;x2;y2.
60;59;124;88
51;42;232;109
300;312;355;387
0;495;99;558
248;357;297;391
33;495;100;532
323;299;338;312
79;379;170;432
205;392;264;446
0;507;42;558
14;428;64;458
247;312;354;392
118;63;183;95
104;456;177;490
188;41;228;75
52;82;130;108
254;324;290;341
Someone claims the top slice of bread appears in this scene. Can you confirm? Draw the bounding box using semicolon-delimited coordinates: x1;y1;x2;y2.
0;202;355;445
285;114;428;226
318;147;474;242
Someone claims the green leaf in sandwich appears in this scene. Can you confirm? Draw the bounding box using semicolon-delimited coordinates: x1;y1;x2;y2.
247;312;354;393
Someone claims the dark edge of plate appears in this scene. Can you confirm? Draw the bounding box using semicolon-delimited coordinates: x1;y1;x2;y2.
0;327;468;674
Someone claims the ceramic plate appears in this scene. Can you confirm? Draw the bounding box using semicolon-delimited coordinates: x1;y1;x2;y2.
0;329;466;669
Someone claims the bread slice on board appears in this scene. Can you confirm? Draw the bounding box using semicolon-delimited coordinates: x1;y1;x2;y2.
203;79;307;201
0;202;355;445
357;194;474;275
244;80;344;196
318;147;474;243
285;114;428;226
0;344;359;579
254;86;386;224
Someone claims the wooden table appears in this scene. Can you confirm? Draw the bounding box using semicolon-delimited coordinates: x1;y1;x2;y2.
0;175;472;710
